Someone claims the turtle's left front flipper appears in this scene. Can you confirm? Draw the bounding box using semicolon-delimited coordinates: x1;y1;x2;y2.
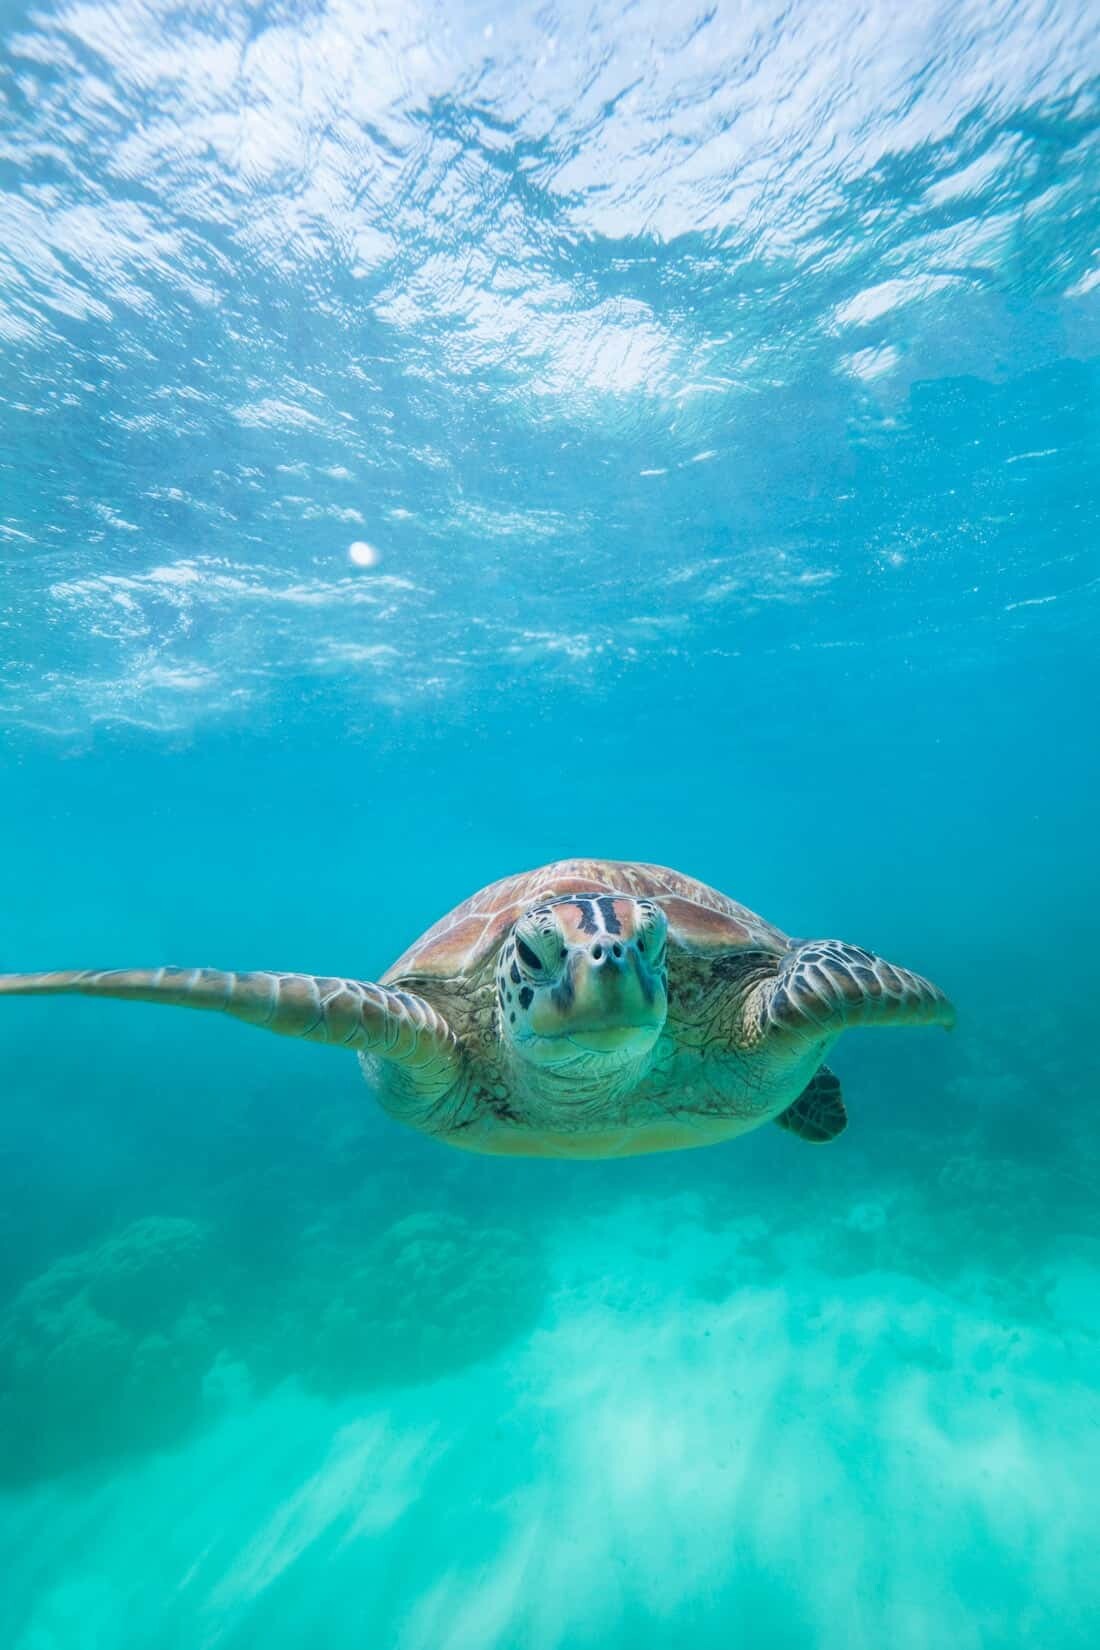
0;966;462;1106
746;940;955;1047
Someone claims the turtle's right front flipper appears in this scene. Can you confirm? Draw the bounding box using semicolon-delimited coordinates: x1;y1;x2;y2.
742;939;954;1055
0;966;462;1116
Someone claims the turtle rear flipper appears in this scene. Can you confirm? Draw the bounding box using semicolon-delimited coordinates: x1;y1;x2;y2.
775;1066;847;1143
0;966;461;1109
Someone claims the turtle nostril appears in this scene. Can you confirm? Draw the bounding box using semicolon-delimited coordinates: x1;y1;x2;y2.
612;942;623;959
591;944;603;961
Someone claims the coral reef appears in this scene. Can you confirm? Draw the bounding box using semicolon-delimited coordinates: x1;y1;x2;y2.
0;1206;546;1486
242;1210;547;1397
0;1218;217;1486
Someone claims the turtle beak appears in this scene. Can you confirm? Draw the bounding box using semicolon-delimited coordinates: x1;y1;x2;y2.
560;940;666;1050
566;1023;662;1056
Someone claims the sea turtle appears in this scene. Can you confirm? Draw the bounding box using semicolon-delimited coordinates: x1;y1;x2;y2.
0;859;953;1159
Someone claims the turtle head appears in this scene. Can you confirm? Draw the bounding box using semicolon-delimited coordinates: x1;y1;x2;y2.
497;895;668;1073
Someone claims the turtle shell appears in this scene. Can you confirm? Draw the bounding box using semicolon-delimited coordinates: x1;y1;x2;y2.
381;859;790;985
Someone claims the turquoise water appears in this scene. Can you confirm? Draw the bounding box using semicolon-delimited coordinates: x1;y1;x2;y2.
2;1;1099;1644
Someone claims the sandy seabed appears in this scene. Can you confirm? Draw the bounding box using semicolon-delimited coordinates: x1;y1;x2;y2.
2;1187;1097;1650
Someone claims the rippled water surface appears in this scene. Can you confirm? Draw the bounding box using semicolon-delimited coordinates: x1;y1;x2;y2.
2;2;1099;1647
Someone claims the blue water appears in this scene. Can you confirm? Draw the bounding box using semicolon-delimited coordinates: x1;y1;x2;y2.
2;1;1099;1644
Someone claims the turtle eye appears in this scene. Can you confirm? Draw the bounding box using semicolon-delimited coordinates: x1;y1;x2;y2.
638;904;668;966
516;937;543;973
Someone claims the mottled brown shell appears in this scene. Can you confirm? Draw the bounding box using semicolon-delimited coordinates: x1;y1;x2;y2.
381;859;789;985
